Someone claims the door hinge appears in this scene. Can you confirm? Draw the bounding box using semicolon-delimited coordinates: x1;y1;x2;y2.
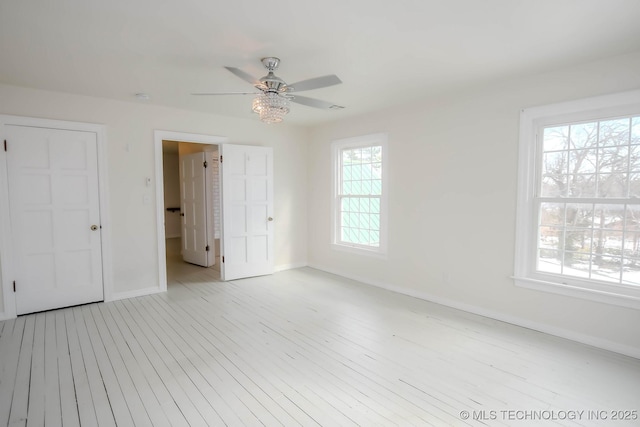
222;256;225;263
220;155;223;163
205;245;210;252
3;140;6;152
203;161;208;168
13;281;16;292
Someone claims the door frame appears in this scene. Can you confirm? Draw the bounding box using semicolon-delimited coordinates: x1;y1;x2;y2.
0;115;113;320
153;130;228;291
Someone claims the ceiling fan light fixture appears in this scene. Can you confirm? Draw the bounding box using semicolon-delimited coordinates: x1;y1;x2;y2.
252;92;290;124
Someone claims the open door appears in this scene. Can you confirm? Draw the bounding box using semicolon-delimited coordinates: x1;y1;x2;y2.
221;144;274;280
180;151;215;267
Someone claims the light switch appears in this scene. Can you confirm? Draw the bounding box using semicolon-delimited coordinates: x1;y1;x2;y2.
145;177;152;187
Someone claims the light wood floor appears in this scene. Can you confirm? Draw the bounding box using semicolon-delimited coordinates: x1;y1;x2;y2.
1;264;639;426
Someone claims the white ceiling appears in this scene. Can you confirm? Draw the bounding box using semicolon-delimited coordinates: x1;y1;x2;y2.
2;0;640;126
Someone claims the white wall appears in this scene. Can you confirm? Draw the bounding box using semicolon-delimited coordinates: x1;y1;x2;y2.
307;50;640;357
0;84;308;311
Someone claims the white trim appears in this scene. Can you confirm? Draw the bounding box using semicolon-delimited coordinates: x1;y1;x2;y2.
274;262;308;272
154;130;228;294
308;264;640;360
330;132;389;258
109;286;166;301
0;114;113;318
513;275;640;309
515;90;640;309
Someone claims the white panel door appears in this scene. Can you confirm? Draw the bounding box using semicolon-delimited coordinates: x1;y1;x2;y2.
180;152;214;267
221;144;274;280
6;125;103;315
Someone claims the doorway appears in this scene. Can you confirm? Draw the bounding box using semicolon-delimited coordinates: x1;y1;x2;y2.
162;140;221;285
153;130;228;291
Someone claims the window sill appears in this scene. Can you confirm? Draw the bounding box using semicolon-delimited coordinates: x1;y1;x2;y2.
331;243;388;260
512;275;640;310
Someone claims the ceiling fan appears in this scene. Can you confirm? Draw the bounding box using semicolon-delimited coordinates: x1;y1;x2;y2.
192;57;344;123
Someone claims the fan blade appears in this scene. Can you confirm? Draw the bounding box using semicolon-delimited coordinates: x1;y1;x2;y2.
224;66;260;85
290;95;344;110
191;92;261;96
288;75;342;92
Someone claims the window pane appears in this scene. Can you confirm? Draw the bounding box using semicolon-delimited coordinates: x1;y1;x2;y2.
540;203;564;226
565;203;593;228
361;180;371;194
597;173;627;198
593;204;624;229
632;117;640;145
570;122;598;149
543;126;568;151
569;149;597;173
563;252;591;277
538;226;562;250
542;151;567;175
629;145;640;171
625;205;640;234
371;145;382;162
372;162;382;179
564;228;592;253
568;174;596;197
598;146;628;173
343;164;352;180
371;179;382;195
622;258;640;286
537;250;561;273
342;180;352;194
599;118;630;147
370;198;380;214
541;174;566;197
591;256;622;283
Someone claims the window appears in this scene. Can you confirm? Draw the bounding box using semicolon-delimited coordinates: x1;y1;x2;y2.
515;90;640;309
332;133;388;256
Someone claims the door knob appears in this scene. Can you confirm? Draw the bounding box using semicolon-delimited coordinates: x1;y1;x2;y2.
268;217;273;221
90;225;99;231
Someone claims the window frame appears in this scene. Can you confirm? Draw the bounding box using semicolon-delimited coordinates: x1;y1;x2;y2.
331;133;388;258
514;89;640;309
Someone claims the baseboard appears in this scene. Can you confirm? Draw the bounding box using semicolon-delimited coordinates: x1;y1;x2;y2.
107;286;166;302
165;234;181;239
275;262;308;273
308;264;640;360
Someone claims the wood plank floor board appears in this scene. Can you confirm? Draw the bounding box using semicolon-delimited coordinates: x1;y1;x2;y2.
43;312;62;427
70;306;117;427
79;305;135;427
1;265;639;426
193;280;470;425
159;283;360;427
0;318;24;427
98;302;188;427
64;308;99;427
9;314;35;427
134;295;266;426
88;303;164;427
116;299;213;427
54;310;80;427
178;278;462;424
143;292;308;426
